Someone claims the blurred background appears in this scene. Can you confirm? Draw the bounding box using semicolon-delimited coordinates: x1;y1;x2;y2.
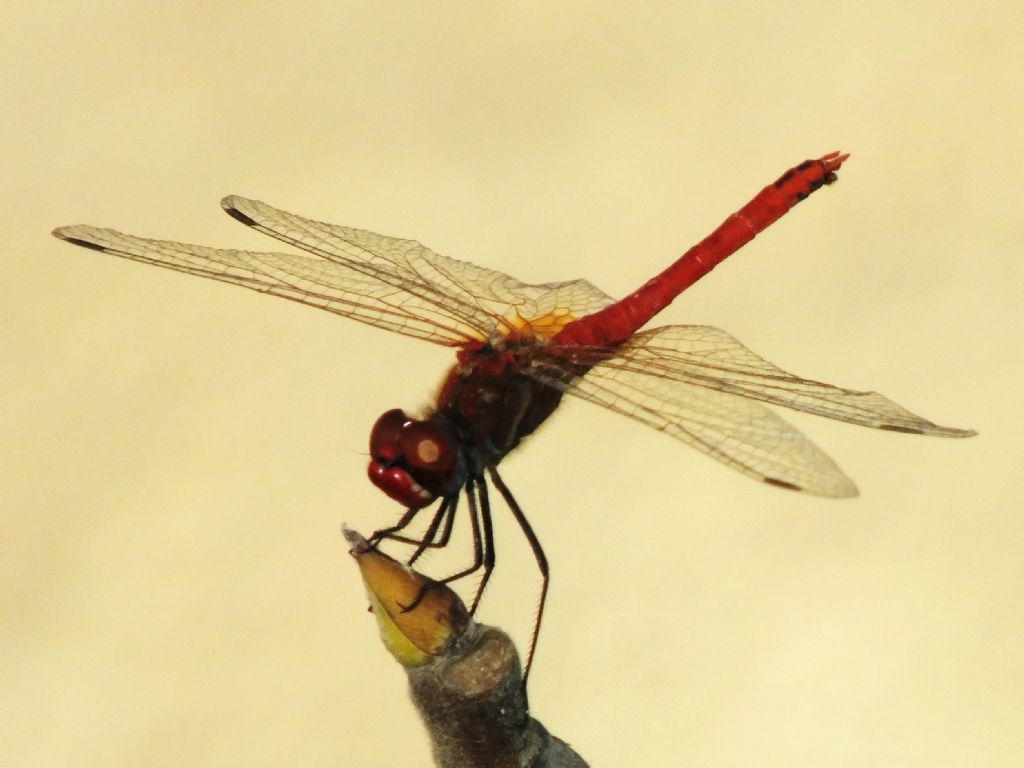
2;2;1020;766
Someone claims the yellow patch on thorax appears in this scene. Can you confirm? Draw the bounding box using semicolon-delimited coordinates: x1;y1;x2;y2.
495;307;576;342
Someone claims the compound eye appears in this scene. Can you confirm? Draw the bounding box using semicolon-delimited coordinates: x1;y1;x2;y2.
400;420;455;472
369;408;410;460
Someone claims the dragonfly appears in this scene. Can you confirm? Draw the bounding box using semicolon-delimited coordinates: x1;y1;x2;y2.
53;152;974;680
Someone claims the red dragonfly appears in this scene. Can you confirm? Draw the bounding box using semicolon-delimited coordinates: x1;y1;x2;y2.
54;152;973;678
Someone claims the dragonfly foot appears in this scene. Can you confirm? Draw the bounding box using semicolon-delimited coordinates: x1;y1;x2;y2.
398;580;444;613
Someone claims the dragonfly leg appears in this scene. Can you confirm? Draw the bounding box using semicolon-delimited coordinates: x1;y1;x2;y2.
396;510;448;612
435;479;485;587
408;494;458;565
426;493;458;548
369;494;457;552
401;482;487;613
367;504;425;548
413;477;492;609
465;477;496;615
488;466;548;688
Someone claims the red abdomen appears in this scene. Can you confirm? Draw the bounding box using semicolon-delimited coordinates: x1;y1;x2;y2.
553;152;848;347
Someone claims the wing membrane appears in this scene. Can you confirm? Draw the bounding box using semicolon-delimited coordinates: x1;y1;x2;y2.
569;325;974;436
53;197;616;346
527;324;972;496
529;350;859;497
221;196;615;336
54;225;480;345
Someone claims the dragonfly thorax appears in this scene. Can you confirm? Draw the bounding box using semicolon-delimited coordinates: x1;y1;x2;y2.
436;348;570;467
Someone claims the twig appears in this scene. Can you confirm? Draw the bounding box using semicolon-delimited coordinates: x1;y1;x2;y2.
344;527;587;768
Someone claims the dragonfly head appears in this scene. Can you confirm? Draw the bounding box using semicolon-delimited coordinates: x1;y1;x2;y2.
367;409;462;508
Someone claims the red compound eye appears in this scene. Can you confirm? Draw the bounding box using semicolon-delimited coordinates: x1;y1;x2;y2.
369;408;410;461
367;410;460;508
400;420;456;472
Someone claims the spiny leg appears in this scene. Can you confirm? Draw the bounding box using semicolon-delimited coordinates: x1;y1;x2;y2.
367;503;426;548
401;481;486;614
488;466;548;687
437;478;485;589
371;496;457;552
467;476;497;615
408;494;458;566
423;493;458;548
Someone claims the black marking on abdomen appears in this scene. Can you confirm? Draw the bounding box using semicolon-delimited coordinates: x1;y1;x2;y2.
773;169;796;189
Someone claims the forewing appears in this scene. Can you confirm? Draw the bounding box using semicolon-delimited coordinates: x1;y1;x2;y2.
54;198;615;346
53;225;482;345
222;196;615;338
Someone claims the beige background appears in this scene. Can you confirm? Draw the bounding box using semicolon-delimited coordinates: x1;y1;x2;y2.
3;3;1020;766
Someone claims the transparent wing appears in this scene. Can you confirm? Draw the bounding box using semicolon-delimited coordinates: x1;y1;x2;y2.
575;325;975;435
530;351;858;497
221;196;615;339
53;225;477;345
529;324;973;496
53;196;616;346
